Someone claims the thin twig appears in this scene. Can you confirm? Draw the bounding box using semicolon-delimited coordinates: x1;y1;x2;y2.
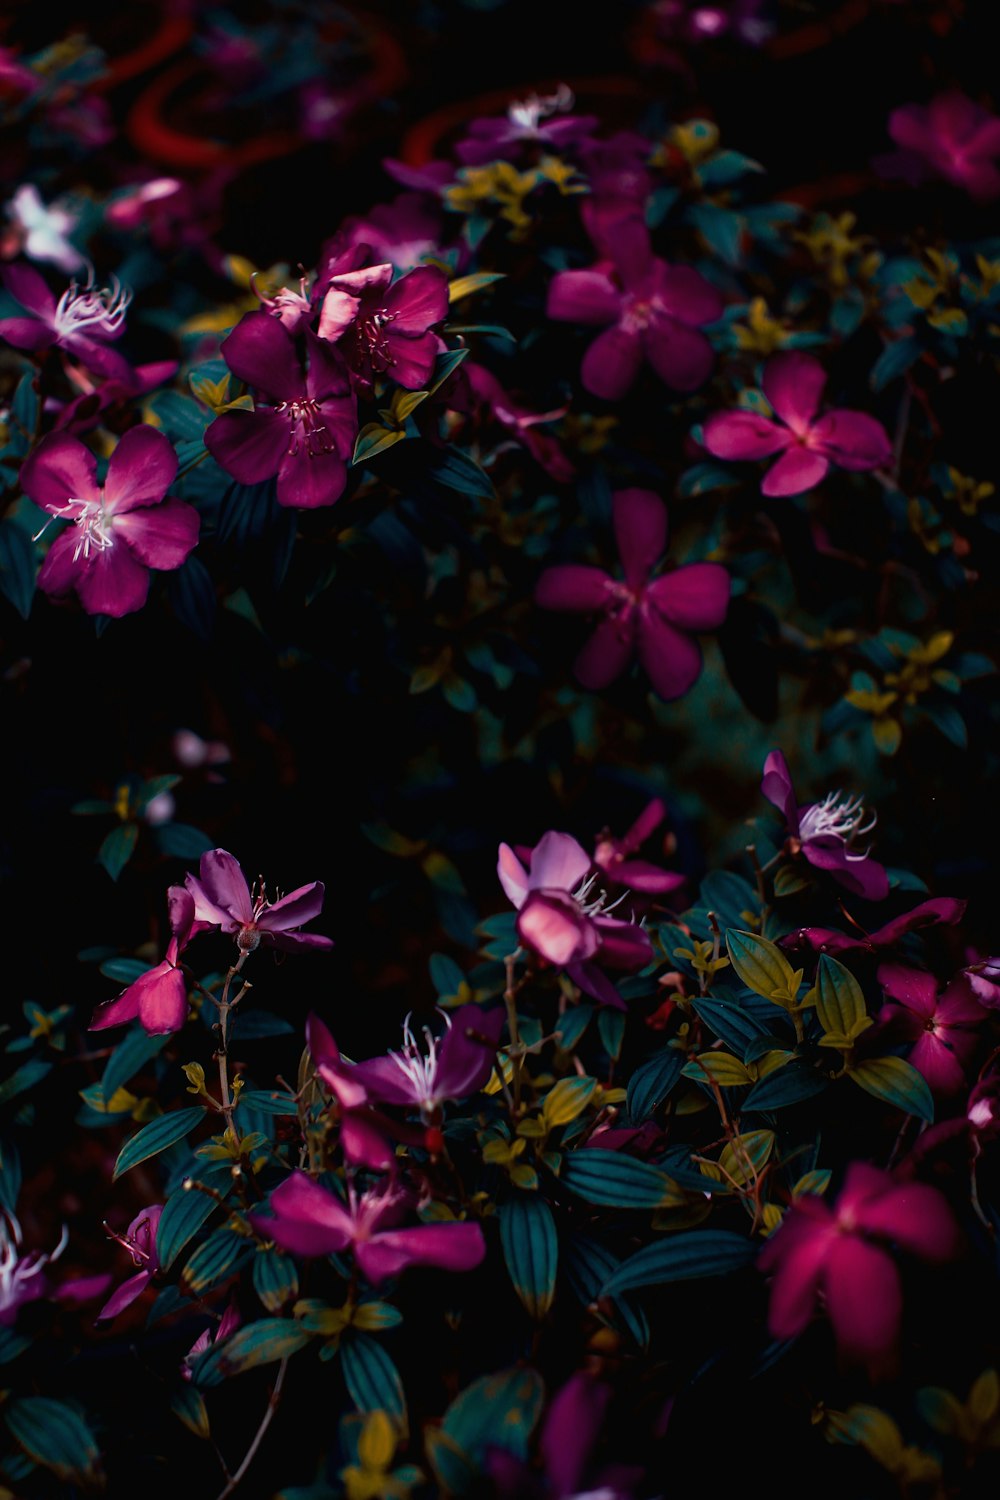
215;1356;289;1500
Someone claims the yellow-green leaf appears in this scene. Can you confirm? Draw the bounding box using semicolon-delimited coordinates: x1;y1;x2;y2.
816;954;867;1036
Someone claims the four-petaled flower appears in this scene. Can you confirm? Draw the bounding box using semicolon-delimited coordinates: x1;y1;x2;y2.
498;830;653;1008
759;1163;959;1375
250;1174;485;1283
594;798;685;897
703;351;891;496
318;251;448;390
536;487;730;701
876;963;986;1097
185;847;333;955
21;426;200;617
888;92;1000;202
90;887;204;1036
0;262;133;380
205;311;357;509
97;1205;163;1322
762;748;890;901
353;1005;505;1123
547;217;723;399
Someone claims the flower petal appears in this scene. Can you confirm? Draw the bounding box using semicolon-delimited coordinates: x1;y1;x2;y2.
1;262;57;318
810;409;892;471
876;963;938;1017
189;849;253;926
703;410;790;461
854;1184;960;1260
434;1005;506;1100
636;613;703;701
613;488;667;587
535;564;613;613
385;328;439;389
497;843;531;908
256;881;325;933
221;311;304;401
19;432;100;512
762;1217;831;1340
762;351;826;431
547;268;621;326
136;966;189;1035
646;562;730;631
103;425;178;513
644;314;715;392
75;545;150;618
573;614;636;689
304;331;353;402
205;408;290;484
356;1223;485;1283
653;263;724;327
384;264;449;333
580;324;643;401
96;1270;151;1322
114;499;199;571
528;830;593;893
760;447;829;497
36;530;84;598
276;443;348;509
593;917;654;969
542;1375;610;1499
89;983;143;1031
253;1172;354;1257
341;1113;395;1171
518;891;595;966
567;960;627;1009
824;1236;901;1372
0;316;56;350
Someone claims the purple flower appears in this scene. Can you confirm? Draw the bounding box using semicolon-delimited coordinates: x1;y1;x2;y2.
185;848;333;956
786;896;966;956
0;263;133;380
876;964;986;1097
547;218;723;399
306;1013;395;1172
491;1372;639;1499
1;1211;68;1326
497;831;653;1009
965;954;1000;1010
5;184;84;274
182;1299;240;1379
762;749;889;901
759;1163;958;1375
250;1174;486;1283
324;192;444;273
536;487;730;701
317;252;449;390
703;351;892;496
888;92;1000;201
21;427;199;618
97;1205;163;1322
594;798;685;897
466;361;574;483
205;311;357;510
90;887;203;1036
352;1005;505;1123
250;272;314;333
455;85;597;166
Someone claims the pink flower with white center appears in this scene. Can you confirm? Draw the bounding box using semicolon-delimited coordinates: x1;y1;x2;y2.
535;488;730;701
21;427;199;618
455;84;597;166
5;185;84;274
0;262;133;380
185;848;333;956
251;271;314;333
876;964;987;1097
703;351;892;496
97;1205;163;1322
90;887;206;1036
498;830;653;1009
759;1162;959;1376
546;217;723;400
352;1005;506;1123
1;1211;68;1326
317;249;449;390
594;798;685;898
762;749;889;902
250;1174;485;1284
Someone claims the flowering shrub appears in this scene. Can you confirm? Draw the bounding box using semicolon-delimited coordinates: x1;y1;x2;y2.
1;3;1000;1497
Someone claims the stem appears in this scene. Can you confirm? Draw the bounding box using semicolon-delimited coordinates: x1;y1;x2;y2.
215;1356;288;1500
746;845;770;927
503;950;525;1115
216;954;249;1144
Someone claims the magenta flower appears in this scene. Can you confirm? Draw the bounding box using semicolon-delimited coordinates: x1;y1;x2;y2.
1;1212;68;1326
250;271;314;333
205;311;357;510
326;192;444;272
306;1013;395;1172
703;351;892;496
97;1205;163;1322
490;1372;639;1500
759;1163;959;1375
466;362;574;483
184;848;333;956
536;487;730;701
90;887;203;1036
546;218;723;400
786;895;966;956
497;831;653;1009
965;954;1000;1011
455;86;597;166
182;1299;240;1379
21;427;199;618
594;798;685;897
0;263;133;380
888;92;1000;201
352;1005;505;1122
317;251;449;389
876;964;986;1097
251;1174;485;1283
762;749;889;901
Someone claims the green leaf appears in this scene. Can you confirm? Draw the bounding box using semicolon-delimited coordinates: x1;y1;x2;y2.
815;955;867;1036
448;271;506;303
626;1049;683;1122
424;1428;480;1496
157;1183;219;1271
112;1106;205;1180
192;1317;310;1388
352;422;407;464
541;1077;596;1129
598;1007;625;1061
743;1062;829;1112
600;1230;756;1296
441;1366;544;1464
500;1195;558;1320
726;929;797;1002
429;448;494;498
253;1245;300;1311
848;1056;934;1122
561;1149;683;1209
183;1227;254;1297
0;520;36;620
340;1331;407;1432
4;1397;101;1485
0;1058;51;1105
563;1234;648;1349
237;1089;299;1116
97;823;139;882
171;1384;211;1440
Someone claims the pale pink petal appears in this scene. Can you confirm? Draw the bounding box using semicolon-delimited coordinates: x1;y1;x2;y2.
810;410;892;471
646;562;729;631
702;410;790;461
75;545;149;618
762;351;827;431
547;269;621;326
574;613;636;689
580;324;643;400
761;447;829;497
103;425;178;513
612;859;685;894
497;843;531;908
19;432;100;512
356;1223;486;1283
518;892;595;966
114;499;199;571
824;1236;901;1369
637;612;703;701
535;564;613;613
317;286;361;342
612;488;667;587
528;831;593;893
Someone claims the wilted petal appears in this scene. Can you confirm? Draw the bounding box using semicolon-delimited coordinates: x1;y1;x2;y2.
535;564;613;613
75;545;150;618
356;1222;486;1283
824;1236;901;1371
761;447;829;496
646;563;730;632
518;891;595;966
253;1172;354;1257
103;425;178;513
810;409;892;471
528;830;593;894
547;269;621;326
114;499;199;571
136;966;189;1035
19;432;100;512
581;324;643;401
762;351;826;432
613;488;667;586
703;410;790;461
574;614;636;689
636;612;703;701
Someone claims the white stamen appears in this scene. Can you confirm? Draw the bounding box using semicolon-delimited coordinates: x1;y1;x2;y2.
798;790;877;861
571;871;631;918
33;495;115;561
53;270;131;342
507;83;574;135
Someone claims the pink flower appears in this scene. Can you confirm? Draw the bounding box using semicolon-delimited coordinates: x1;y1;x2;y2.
762;749;889;902
185;848;333;956
759;1163;959;1375
455;86;597;166
317;250;449;390
205;311;357;510
876;964;986;1097
785;896;966;956
90;887;204;1036
466;362;574;483
535;487;729;700
250;1174;485;1283
0;263;133;380
594;798;685;898
21;427;199;618
703;351;891;496
325;192;444;273
546;217;723;399
306;1013;395;1171
352;1005;505;1122
965;954;1000;1010
182;1299;240;1379
97;1205;163;1322
497;831;653;1009
1;1211;68;1326
250;272;313;333
888;93;1000;202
